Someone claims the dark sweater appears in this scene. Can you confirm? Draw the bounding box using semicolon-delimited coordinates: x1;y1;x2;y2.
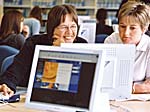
145;30;150;37
0;34;25;50
0;34;87;92
96;23;114;35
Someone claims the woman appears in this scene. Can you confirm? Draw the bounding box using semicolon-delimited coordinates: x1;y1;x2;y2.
23;6;42;36
0;4;87;96
104;1;150;94
0;10;25;50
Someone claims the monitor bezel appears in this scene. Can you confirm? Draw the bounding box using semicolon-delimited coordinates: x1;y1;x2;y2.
25;45;106;112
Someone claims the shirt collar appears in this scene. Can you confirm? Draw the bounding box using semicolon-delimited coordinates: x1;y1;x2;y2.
136;34;149;51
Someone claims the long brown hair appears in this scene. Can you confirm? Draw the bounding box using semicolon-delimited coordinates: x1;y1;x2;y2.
29;6;42;23
0;10;24;39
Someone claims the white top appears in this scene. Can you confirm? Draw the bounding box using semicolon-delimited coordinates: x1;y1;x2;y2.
24;18;41;36
104;32;150;82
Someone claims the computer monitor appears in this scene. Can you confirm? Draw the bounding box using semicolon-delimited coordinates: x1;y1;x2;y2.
78;19;96;43
78;15;91;25
25;45;110;112
61;43;135;100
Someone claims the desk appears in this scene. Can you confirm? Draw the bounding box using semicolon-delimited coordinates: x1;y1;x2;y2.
110;100;150;112
0;95;44;112
0;95;150;112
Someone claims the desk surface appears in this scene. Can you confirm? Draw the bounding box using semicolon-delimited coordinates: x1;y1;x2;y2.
110;100;150;112
0;95;150;112
0;95;44;112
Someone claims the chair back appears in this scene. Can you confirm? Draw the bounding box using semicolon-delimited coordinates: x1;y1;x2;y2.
0;45;19;69
95;34;108;43
0;55;16;75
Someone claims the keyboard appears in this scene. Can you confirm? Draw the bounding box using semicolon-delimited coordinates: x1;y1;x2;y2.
0;92;9;101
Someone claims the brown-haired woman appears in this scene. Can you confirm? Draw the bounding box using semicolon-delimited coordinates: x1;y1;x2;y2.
0;4;87;97
0;10;25;50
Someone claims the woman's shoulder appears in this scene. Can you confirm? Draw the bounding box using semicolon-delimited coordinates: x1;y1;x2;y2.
24;18;40;24
3;34;25;41
74;36;88;43
25;34;53;45
10;34;25;41
104;32;120;43
142;34;150;44
0;34;25;50
142;34;150;41
15;33;25;38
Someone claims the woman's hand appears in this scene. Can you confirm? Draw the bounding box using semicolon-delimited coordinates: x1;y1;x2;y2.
52;29;65;46
0;84;14;97
133;79;150;94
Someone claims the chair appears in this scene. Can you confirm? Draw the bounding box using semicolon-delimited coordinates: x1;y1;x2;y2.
0;45;19;70
0;55;16;75
112;18;118;24
95;34;108;43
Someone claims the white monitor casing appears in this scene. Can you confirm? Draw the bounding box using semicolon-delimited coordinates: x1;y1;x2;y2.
61;43;135;100
25;45;110;112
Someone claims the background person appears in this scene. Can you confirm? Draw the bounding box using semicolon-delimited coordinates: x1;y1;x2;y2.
104;1;150;94
0;4;87;97
0;10;25;50
23;6;42;36
96;8;114;36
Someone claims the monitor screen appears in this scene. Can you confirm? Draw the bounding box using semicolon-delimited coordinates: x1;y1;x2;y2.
30;50;98;108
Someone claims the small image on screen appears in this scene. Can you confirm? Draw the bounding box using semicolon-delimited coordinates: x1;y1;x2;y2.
34;58;81;93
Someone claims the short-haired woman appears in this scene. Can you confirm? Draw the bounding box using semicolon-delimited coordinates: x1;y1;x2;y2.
104;1;150;94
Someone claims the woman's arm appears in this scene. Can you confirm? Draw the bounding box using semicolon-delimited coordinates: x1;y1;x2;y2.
133;78;150;94
0;38;35;93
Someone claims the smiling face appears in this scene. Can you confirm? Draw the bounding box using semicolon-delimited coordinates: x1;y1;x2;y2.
53;14;78;43
119;16;146;45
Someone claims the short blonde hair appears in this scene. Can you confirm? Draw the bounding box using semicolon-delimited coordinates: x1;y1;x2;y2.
118;1;150;29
